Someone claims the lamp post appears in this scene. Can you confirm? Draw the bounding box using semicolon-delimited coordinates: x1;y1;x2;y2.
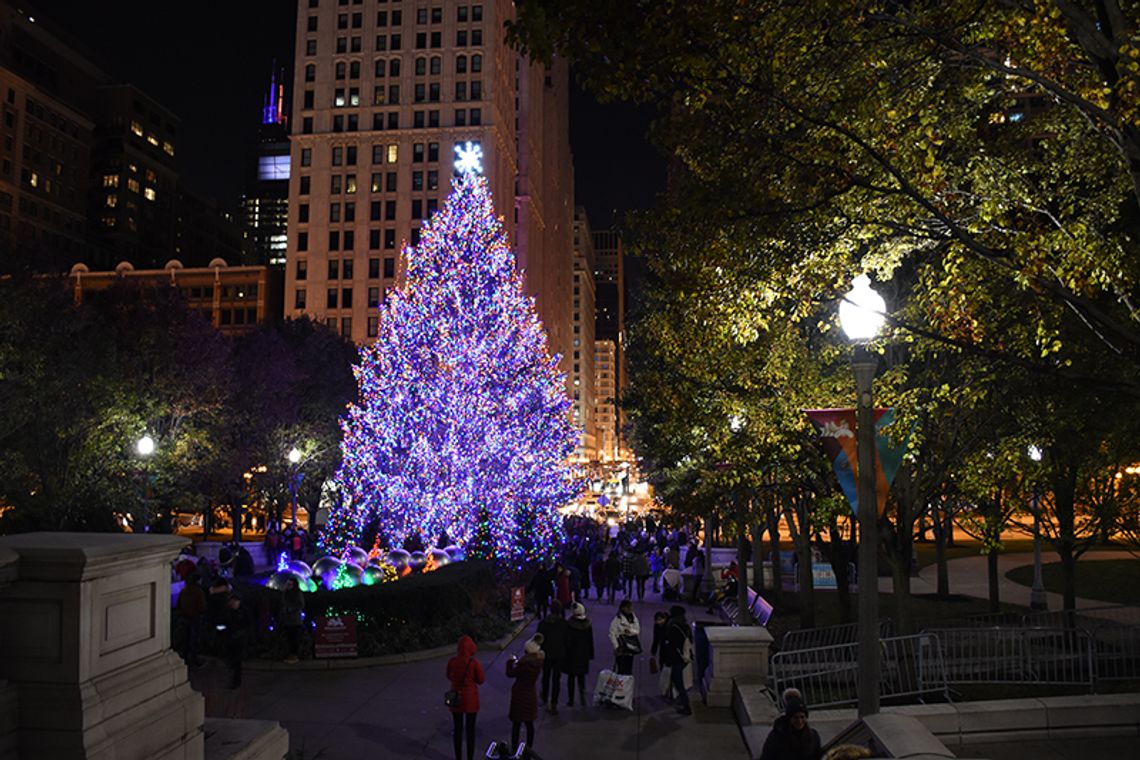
287;447;303;528
1027;445;1047;611
135;434;156;532
839;275;886;717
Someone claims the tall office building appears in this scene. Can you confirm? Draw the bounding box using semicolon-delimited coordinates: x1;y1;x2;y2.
0;1;245;272
283;0;574;374
571;207;596;460
592;228;627;459
594;338;617;461
241;69;291;265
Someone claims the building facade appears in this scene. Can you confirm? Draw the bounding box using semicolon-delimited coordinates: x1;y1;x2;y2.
594;338;617;461
282;0;574;372
0;1;246;274
592;229;628;459
571;207;596;460
68;259;283;336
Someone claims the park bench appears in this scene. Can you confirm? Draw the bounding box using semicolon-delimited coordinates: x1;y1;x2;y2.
718;585;774;626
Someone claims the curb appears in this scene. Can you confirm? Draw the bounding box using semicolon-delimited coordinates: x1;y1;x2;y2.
245;615;534;671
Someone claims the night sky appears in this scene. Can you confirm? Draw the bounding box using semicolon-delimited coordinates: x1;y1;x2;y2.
43;0;664;229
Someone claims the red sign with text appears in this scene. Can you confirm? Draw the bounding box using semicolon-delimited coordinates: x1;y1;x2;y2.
315;615;358;658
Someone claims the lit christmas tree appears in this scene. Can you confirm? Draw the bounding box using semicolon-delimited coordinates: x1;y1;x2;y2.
325;144;578;567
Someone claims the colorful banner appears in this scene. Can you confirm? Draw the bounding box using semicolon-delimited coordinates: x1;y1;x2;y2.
805;407;910;517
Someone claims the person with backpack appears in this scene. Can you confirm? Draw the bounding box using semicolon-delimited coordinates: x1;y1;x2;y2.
661;605;694;715
446;635;486;760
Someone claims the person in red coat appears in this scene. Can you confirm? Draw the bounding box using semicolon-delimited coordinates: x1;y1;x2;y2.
506;634;545;754
446;635;486;760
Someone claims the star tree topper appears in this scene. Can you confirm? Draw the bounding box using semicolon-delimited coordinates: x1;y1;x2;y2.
454;141;483;175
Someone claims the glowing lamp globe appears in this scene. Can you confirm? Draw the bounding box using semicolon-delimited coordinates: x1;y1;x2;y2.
839;275;886;342
136;435;155;457
1028;445;1043;462
288;447;302;464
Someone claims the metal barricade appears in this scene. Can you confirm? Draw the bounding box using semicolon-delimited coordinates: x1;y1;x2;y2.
925;627;1094;687
1023;605;1140;631
780;618;894;652
1092;624;1140;683
770;632;947;710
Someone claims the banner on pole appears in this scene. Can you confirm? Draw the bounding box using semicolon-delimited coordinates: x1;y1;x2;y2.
804;407;910;517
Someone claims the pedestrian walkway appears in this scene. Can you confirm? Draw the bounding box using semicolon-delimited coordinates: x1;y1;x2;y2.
194;596;751;759
914;549;1135;619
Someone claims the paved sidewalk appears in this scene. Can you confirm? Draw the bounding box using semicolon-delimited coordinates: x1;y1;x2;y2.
914;549;1136;618
193;596;750;759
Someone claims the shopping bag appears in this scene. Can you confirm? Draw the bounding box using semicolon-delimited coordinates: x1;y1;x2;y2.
593;668;635;710
658;665;672;696
608;672;635;710
593;668;617;705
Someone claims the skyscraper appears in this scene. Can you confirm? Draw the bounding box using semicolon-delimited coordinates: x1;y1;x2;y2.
593;228;627;459
241;68;291;266
283;0;574;375
571;207;596;460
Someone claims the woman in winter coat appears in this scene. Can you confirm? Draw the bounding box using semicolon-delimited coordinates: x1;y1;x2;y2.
446;635;486;760
562;602;595;706
759;688;822;760
608;599;642;675
506;634;545;754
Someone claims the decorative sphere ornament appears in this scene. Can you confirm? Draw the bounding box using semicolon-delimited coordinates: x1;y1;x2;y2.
362;565;384;585
341;562;364;585
444;545;465;562
312;555;342;578
408;551;428;573
265;570;305;591
387;549;411;572
286;560;313;579
429;548;451;568
346;547;369;566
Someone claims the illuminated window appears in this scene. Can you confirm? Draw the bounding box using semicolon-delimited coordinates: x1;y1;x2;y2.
163;141;174;156
102;215;116;228
345;174;357;193
145;169;156;182
127;178;140;193
143;187;156;201
29;171;38;187
102;174;119;188
105;194;117;207
387;144;398;163
130;120;143;136
146;134;159;146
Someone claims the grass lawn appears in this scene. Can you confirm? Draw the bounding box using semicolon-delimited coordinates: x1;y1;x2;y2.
1006;558;1140;606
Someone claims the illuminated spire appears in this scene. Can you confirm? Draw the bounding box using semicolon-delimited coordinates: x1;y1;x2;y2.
262;63;287;126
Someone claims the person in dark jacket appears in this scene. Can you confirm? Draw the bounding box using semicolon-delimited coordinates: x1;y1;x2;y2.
176;577;206;667
446;635;486;760
278;577;305;663
536;600;568;713
562;602;595;707
220;593;252;689
660;605;693;714
528;563;553;620
649;610;670;699
506;635;545;754
591;555;608;603
759;688;822;760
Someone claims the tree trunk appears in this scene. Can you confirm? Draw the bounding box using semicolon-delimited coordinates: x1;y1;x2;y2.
987;550;1000;613
766;505;784;605
945;510;956;548
751;522;765;593
893;550;914;634
1058;542;1077;614
785;501;815;629
826;518;854;623
737;515;752;625
231;495;243;544
932;500;950;597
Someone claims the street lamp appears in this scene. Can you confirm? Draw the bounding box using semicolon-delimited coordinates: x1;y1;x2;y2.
134;434;156;532
136;435;155;457
287;447;303;528
838;274;886;718
1027;445;1047;611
